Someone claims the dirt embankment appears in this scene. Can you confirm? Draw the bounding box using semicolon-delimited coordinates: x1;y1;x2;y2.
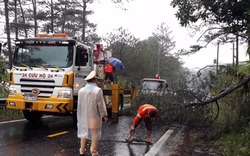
169;127;223;156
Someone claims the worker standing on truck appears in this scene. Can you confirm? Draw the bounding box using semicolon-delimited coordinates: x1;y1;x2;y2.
126;104;159;145
77;71;109;156
104;63;115;83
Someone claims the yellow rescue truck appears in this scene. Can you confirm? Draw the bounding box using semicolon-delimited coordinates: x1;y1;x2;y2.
6;33;135;123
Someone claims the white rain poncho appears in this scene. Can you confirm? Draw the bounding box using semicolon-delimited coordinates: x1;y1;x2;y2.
77;82;108;140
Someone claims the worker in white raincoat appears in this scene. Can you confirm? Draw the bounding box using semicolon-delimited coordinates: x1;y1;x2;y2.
77;71;108;156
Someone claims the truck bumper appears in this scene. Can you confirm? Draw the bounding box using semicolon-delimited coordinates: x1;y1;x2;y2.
6;94;73;113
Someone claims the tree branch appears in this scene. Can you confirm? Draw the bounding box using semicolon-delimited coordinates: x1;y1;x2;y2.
197;27;224;42
186;74;250;107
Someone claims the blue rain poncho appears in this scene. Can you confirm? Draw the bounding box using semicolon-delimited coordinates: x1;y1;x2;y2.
77;82;108;140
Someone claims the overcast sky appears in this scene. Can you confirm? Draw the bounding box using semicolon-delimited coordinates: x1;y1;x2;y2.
0;0;248;70
89;0;248;70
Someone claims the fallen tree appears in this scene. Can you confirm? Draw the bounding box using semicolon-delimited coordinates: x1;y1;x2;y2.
187;73;250;107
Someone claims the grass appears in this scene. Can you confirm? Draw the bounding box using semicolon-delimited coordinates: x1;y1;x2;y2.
0;108;24;122
0;89;24;122
216;123;250;156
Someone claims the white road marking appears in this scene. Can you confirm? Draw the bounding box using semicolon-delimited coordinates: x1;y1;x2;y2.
0;115;53;125
0;118;27;125
144;127;176;156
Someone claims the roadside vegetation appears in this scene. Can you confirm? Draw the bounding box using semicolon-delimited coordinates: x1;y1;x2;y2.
192;65;250;156
218;124;250;156
123;64;250;156
0;56;23;121
169;0;250;155
0;92;23;122
212;65;250;156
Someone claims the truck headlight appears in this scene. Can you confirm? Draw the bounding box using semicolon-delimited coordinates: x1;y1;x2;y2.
58;90;72;98
9;86;17;95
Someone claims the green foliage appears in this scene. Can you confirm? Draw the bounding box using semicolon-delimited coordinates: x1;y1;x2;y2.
171;0;250;33
116;75;132;88
238;61;250;74
218;123;250;156
152;22;176;56
2;0;101;44
0;56;9;96
0;109;23;121
104;25;185;89
131;93;183;125
171;0;250;55
130;89;216;127
186;64;250;155
0;91;8;98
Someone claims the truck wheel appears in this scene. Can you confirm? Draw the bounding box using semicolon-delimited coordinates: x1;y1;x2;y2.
107;108;112;119
22;110;43;123
72;110;77;127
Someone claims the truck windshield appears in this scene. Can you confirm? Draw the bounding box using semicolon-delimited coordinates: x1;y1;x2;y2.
142;81;164;91
13;45;73;68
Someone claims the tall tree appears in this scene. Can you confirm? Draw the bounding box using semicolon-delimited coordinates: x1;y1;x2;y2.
4;0;12;68
104;27;139;60
103;26;185;86
152;22;176;76
135;39;157;79
153;22;175;56
103;27;139;81
171;0;250;56
144;36;183;88
31;0;38;36
80;0;91;41
1;0;134;67
17;0;28;37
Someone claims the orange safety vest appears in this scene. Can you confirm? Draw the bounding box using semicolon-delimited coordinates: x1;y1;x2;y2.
104;64;114;73
133;104;158;125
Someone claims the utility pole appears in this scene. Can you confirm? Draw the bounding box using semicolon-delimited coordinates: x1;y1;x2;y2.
236;33;239;66
157;42;160;77
14;0;18;40
216;42;219;75
233;42;235;66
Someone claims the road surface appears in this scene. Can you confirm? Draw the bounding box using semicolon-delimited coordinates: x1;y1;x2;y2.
0;115;181;156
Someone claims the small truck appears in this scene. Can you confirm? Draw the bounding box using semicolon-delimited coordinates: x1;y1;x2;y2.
139;78;168;96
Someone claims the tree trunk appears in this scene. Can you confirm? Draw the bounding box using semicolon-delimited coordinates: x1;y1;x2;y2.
187;74;250;107
18;0;28;37
81;0;87;42
247;17;250;59
32;0;38;36
50;0;54;33
61;0;67;33
4;0;13;69
14;0;18;40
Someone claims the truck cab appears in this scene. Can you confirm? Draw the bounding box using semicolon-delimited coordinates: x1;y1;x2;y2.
6;34;128;123
6;33;93;122
139;78;168;96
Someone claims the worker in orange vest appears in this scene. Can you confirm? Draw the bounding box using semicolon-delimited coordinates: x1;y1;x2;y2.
126;104;159;144
104;63;115;83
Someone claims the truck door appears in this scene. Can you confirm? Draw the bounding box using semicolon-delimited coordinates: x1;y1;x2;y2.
75;45;88;67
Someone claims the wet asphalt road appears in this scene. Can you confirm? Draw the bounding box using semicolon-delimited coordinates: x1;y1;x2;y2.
0;115;171;156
